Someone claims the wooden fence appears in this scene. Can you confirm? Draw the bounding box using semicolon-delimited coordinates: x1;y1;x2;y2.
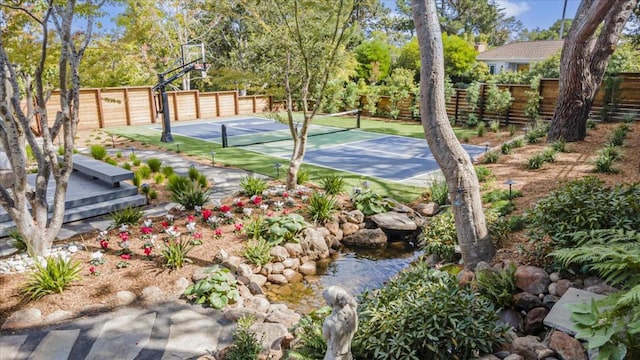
360;72;640;125
46;87;272;130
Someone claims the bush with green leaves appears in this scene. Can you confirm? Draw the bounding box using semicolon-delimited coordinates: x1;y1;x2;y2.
475;263;517;310
136;165;152;179
240;175;268;196
475;166;495;183
244;216;267;241
132;158;141;166
168;174;211;210
161;165;174;177
599;144;624;162
287;307;331;360
476;121;486;137
351;189;391;216
541;148;557;163
429;180;448;205
146;158;162;172
525;177;640;250
526;152;546;170
489;120;500;133
508;124;517;136
319;175;345;195
225;316;263;360
307;191;336;223
418;209;457;260
108;206;144;227
187;166;200;182
161;236;194;268
552;229;640;360
154;173;165;185
511;138;524;148
104;157;118;166
243;238;273;266
482;188;523;204
482;150;500;164
353;263;509;360
121;162;131;170
297;168;310;185
264;213;307;244
593;153;618;173
501;142;514;155
608;124;629;147
23;255;81;300
183;266;238;309
551;140;567;153
587;119;598;129
132;173;142;188
8;230;27;251
90;145;107;160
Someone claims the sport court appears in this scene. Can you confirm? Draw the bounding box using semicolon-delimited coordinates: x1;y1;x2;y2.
156;116;486;185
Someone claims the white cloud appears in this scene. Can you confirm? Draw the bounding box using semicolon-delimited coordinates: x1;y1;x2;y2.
495;0;532;17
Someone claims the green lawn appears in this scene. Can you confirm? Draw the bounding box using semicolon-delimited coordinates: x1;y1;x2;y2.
106;115;471;203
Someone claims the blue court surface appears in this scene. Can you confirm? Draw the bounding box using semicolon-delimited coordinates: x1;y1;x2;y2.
158;118;486;183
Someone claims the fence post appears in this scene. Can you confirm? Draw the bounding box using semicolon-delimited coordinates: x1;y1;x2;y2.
221;125;228;148
479;84;486;122
505;85;512;125
454;89;460;125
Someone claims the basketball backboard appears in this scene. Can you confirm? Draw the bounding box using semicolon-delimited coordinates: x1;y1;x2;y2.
181;43;205;66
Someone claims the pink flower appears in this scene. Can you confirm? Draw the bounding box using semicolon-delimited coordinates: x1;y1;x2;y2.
214;228;223;238
202;209;212;220
193;232;202;239
220;205;231;213
283;208;290;215
141;226;153;234
187;214;195;223
120;253;131;260
282;192;289;198
119;232;129;241
266;211;274;217
234;223;244;232
99;239;109;250
89;266;96;274
143;247;152;256
251;196;262;205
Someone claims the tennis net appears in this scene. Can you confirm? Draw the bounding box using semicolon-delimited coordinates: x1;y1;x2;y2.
222;109;360;147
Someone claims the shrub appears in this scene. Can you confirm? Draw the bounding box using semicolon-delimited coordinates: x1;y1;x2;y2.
161;236;194;268
167;174;190;194
482;189;523;204
225;316;263;360
154;173;165;185
600;144;624;162
287;307;331;359
465;113;479;128
429;180;448;205
161;165;174;177
132;173;142;188
508;124;517;136
188;166;200;182
593;154;618;173
419;209;457;260
319;175;345;195
526;131;540;144
476;122;486;137
609;125;629;147
511;138;524;148
482;150;500;164
476;263;517;309
132;158;141;166
526;152;546;170
8;230;27;251
297;168;310;185
115;151;122;158
240;176;268;196
197;174;208;188
90;145;107;160
136;165;152;179
353;263;509;360
244;216;267;241
351;190;391;216
525;177;640;250
475;166;495;182
121;162;131;170
108;206;143;227
183;266;239;309
171;182;211;210
587;119;598;129
146;158;162;172
22;255;81;300
541;148;557;163
243;238;273;266
501;142;513;155
104;157;118;166
551;140;567;153
489;120;500;133
307;191;336;223
264;214;307;244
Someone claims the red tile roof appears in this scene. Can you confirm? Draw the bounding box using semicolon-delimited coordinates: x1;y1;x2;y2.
476;40;564;61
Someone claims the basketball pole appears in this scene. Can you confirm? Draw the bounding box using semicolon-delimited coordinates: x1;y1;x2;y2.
158;73;174;143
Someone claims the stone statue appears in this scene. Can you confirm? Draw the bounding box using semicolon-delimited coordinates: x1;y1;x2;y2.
322;286;358;360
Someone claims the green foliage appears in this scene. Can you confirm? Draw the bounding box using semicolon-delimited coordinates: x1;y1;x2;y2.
511;138;524;148
136;165;152;179
475;166;495;182
465;113;479;128
551;229;640;359
524;76;543;121
593;154;618;173
132;173;142;188
429;180;448;206
525;177;640;250
465;82;481;112
264;214;307;244
551;140;567;153
307;191;336;223
122;162;131;170
161;165;174;177
526;152;546;170
225;316;263;360
501;142;513;155
476;121;486;137
168;175;211;210
132;158;141;166
600;75;623;122
90;145;107;160
103;157;117;166
8;230;27;251
244;216;266;241
161;236;194;268
243;238;273;266
240;176;268;196
600;144;624;162
22;255;81;300
419;210;456;260
287;307;331;360
442;33;477;76
485;83;513;119
482;189;523;203
183;266;239;309
297;167;310;185
188;166;200;182
475;263;517;309
146;158;162;172
319;175;345;195
353;263;509;360
587;119;598;129
154;173;165;185
508;124;517;136
108;206;143;227
482;150;500;164
541;148;557;163
355;33;392;83
197;174;208;188
609;124;629;147
351;190;391;216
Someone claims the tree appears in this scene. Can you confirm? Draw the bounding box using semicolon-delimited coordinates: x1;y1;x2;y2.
0;0;103;256
517;19;573;41
442;33;476;77
354;32;392;84
412;0;495;269
548;0;639;142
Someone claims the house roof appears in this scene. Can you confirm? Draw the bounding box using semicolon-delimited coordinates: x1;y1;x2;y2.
476;40;564;61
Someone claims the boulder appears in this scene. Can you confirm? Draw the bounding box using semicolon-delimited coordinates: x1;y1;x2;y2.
385;198;414;213
249;322;289;352
345;210;365;224
499;308;523;332
248;281;265;296
265;309;301;328
341;222;360;236
513;292;543;312
250;274;268;287
515;266;550;295
299;261;317;275
237;264;254;278
300;228;330;260
511;336;554;360
504;355;524;360
284;243;304;258
271;262;285;274
547;330;587;360
457;269;475;286
268;274;288;285
282;257;300;270
244;296;271;314
282;269;303;283
370;212;417;231
1;308;42;331
523;307;549;335
416;202;440;216
342;228;387;247
221;255;243;273
325;220;340;236
542;294;559;309
270;246;290;262
556;279;572;297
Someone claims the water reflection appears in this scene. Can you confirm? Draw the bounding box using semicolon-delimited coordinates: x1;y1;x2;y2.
266;242;423;314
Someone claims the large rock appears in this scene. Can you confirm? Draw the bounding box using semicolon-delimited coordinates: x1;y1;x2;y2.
250;322;289;352
268;274;288;285
524;307;549;335
300;228;330;260
547;330;587;360
499;308;523;332
266;308;301;328
299;261;317;275
340;222;360;236
345;210;365;224
270;246;290;262
515;266;550;295
2;308;42;331
556;279;572;297
511;336;554;360
342;228;387;247
513;292;543;312
416;202;440;216
370;212;418;231
284;243;304;258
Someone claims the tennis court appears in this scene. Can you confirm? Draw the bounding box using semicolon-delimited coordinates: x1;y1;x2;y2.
156;116;486;184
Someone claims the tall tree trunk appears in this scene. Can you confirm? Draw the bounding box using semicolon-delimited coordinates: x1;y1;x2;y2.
548;0;638;142
413;0;494;269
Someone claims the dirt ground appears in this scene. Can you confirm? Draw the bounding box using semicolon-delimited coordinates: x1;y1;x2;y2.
1;120;639;325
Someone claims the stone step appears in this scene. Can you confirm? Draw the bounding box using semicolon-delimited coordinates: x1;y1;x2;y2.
29;329;80;360
162;309;235;360
0;334;28;360
85;312;156;360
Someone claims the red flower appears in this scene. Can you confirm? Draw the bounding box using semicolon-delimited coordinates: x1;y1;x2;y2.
220;205;231;213
202;209;212;220
119;232;129;241
251;196;262;205
214;228;223;237
141;226;153;234
99;239;109;250
89;266;96;274
234;223;244;232
235;201;244;208
266;211;274;217
120;253;131;260
193;232;202;239
282;192;289;198
161;221;169;228
143;247;152;256
187;214;195;222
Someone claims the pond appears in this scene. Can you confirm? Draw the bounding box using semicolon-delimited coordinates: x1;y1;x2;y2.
266;241;424;314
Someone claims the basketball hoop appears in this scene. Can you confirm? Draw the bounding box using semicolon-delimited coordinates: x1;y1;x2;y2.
193;63;211;78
